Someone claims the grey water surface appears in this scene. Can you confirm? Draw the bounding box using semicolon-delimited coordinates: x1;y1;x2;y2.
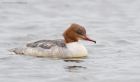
0;0;140;82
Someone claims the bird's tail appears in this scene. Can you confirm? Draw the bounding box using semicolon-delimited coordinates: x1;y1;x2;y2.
8;48;25;55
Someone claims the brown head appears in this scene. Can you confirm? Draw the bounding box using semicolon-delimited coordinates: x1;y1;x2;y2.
63;23;96;43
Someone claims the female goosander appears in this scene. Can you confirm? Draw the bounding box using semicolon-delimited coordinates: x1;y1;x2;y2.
10;23;96;58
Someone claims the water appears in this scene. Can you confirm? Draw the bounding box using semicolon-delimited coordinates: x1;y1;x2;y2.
0;0;140;82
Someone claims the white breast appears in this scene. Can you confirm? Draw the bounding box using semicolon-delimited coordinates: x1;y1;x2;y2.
65;42;88;58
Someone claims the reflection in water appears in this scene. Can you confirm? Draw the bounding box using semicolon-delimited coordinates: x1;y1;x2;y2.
63;58;87;72
64;59;84;63
65;65;86;72
63;57;87;63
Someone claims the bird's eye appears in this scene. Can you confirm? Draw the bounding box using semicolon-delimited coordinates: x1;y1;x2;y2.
76;30;84;35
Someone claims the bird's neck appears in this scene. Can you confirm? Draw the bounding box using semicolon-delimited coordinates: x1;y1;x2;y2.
64;36;78;43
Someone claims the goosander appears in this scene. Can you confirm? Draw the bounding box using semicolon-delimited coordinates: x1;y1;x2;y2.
10;23;96;58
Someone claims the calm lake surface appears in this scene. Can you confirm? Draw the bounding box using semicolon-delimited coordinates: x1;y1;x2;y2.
0;0;140;82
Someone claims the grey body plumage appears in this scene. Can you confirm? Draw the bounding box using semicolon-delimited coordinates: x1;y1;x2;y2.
26;39;66;49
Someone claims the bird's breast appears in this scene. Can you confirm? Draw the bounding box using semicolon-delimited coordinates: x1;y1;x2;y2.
65;42;88;58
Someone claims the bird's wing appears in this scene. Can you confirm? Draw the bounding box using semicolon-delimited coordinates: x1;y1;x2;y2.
26;39;66;49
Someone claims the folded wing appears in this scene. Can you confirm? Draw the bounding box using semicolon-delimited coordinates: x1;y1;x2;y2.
26;39;66;49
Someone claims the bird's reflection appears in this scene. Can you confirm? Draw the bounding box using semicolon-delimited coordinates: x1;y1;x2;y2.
63;57;87;63
63;57;87;72
65;65;86;72
64;59;84;63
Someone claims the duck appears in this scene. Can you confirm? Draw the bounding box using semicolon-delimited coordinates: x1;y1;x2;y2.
10;23;96;58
